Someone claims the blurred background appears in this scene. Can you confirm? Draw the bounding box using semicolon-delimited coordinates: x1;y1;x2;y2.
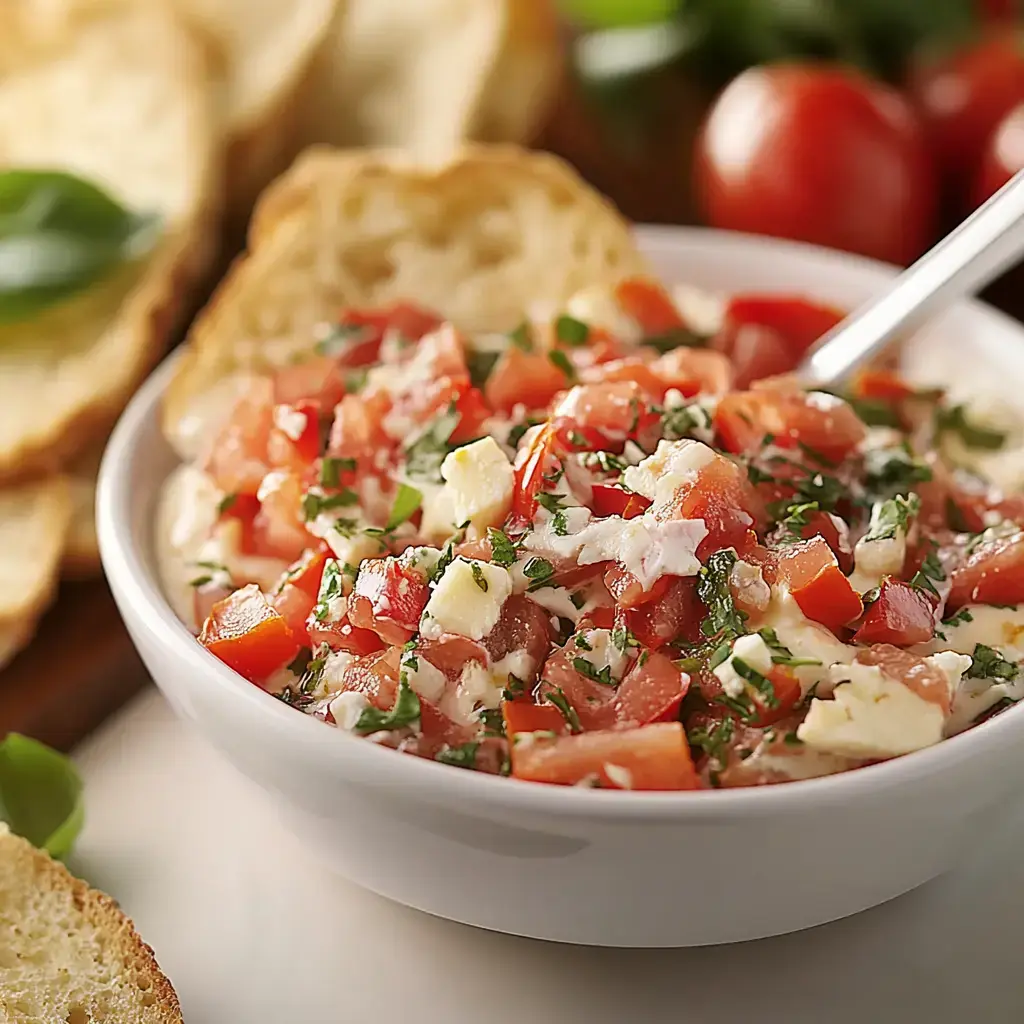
2;0;1024;750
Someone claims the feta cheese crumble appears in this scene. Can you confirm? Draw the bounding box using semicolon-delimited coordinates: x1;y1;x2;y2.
421;557;512;640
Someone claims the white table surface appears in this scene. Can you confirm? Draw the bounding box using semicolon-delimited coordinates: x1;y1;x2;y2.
70;689;1024;1023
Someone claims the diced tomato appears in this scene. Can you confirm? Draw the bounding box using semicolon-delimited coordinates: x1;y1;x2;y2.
712;323;796;389
581;356;665;398
200;584;300;685
252;470;311;562
449;386;491;443
652;347;733;397
511;423;557;522
798;510;853;573
724;295;844;358
614;277;686;336
590;483;646;519
270;548;329;637
947;529;1024;611
272;357;347;412
551;382;657;451
200;378;274;496
502;701;568;737
192;582;235;632
511;723;700;790
614;651;690;725
330;648;402;710
348;557;431;645
484;594;555;680
775;536;863;630
332;303;443;368
328;390;393;468
419;635;490;678
853;578;935;646
715;384;865;464
663;454;763;558
754;666;803;727
537;647;619;731
218;493;261;555
605;568;671;610
307;603;386;656
856;645;953;714
485;346;567;414
625;578;704;649
418;701;476;754
852;369;918;402
267;399;321;471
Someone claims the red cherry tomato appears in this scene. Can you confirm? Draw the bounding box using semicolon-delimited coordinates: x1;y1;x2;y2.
908;32;1024;198
948;529;1024;611
695;64;937;265
973;102;1024;206
723;296;845;359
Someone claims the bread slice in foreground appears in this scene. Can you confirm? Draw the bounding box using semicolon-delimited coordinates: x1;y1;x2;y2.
164;144;648;438
0;824;183;1024
300;0;560;157
0;0;219;482
60;442;105;580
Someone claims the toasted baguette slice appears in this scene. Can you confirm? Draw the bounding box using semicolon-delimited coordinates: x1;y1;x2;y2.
0;824;183;1024
300;0;559;157
164;144;648;436
61;441;105;579
169;0;340;223
0;1;218;481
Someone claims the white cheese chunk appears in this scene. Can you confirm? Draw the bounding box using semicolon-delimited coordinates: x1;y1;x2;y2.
318;651;359;697
565;285;641;344
440;660;504;727
848;501;908;594
440;437;515;538
730;559;771;614
797;662;944;759
527;585;583;621
572;628;631;683
402;652;448;703
418;482;458;545
713;633;774;698
670;284;725;337
330;691;369;731
623;439;717;508
272;403;309;441
522;506;593;561
421;557;512;640
307;513;383;568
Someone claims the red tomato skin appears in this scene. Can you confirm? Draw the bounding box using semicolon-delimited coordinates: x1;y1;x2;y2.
973;102;1024;206
200;584;301;685
267;400;321;471
348;558;430;646
590;483;641;519
502;701;569;738
511;723;701;790
485;346;566;414
724;296;844;359
909;33;1024;197
484;594;554;680
511;423;557;522
947;530;1024;611
696;64;937;265
251;471;311;562
613;278;686;335
853;579;936;646
272;357;346;413
626;578;704;649
775;536;863;631
614;651;690;725
306;607;386;656
552;382;653;450
753;667;803;727
537;648;619;731
712;322;796;389
200;379;274;496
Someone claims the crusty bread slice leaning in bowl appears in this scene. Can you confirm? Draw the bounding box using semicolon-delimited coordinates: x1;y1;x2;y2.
299;0;560;157
163;143;648;443
169;0;341;224
0;0;219;482
0;824;183;1024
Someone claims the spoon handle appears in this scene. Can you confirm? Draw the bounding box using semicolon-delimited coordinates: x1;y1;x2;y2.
799;169;1024;388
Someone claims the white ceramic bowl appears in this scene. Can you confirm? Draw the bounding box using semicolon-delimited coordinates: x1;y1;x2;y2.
97;227;1024;947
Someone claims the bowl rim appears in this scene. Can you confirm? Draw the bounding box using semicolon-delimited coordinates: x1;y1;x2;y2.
97;225;1024;824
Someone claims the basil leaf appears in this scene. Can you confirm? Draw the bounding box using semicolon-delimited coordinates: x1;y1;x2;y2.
0;170;160;324
386;483;423;531
0;733;84;859
355;678;421;734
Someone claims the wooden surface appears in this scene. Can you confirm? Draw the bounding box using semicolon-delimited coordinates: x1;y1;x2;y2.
0;580;147;752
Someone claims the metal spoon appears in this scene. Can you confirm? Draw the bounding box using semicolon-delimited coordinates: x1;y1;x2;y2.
798;169;1024;388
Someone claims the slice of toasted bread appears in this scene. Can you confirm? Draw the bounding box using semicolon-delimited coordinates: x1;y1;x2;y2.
300;0;559;157
0;0;218;482
61;441;105;580
0;824;183;1024
170;0;340;223
164;144;648;437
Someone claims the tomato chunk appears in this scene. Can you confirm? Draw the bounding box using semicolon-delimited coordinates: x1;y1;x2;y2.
948;530;1024;611
485;346;566;414
200;379;274;496
853;578;935;646
348;557;431;646
775;536;863;630
511;423;558;522
626;577;704;648
502;701;569;738
200;584;300;685
856;645;953;714
511;723;700;790
614;651;690;725
551;382;656;450
724;295;844;359
614;277;686;336
267;399;321;471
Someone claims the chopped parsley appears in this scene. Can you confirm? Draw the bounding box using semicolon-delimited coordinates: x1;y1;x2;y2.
536;492;568;515
697;549;747;640
480;708;505;738
470;561;489;592
345;368;369;394
758;627;822;668
581;450;628;475
216;493;238;516
313;559;345;622
661;401;713;442
572;657;615;687
554;314;590;346
640;327;706;354
302;488;359;521
314;321;371;356
611;625;640;653
774;500;819;543
320;456;356;489
967;644;1019;682
354;678;421;734
487;528;517;567
574;634;593;651
548;348;577;382
435;742;480;769
862;445;932;499
403;406;459;482
941;608;974;630
385;483;423;531
467;349;500;388
687;716;735;762
909;550;945;598
509;321;533;352
503;674;527;701
522;556;556;592
188;560;229;589
936;403;1008;451
732;658;780;710
544;687;582;732
864;493;920;542
286;648;313;677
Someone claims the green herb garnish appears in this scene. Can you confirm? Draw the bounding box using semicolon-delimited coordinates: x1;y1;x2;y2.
555;314;590;346
354;678;421;734
386;483;423;531
548;348;577;382
967;644;1019;682
487;528;517;567
544;687;582;732
436;743;480;769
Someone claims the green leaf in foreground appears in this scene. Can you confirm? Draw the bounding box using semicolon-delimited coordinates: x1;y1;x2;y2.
0;733;83;859
0;169;161;325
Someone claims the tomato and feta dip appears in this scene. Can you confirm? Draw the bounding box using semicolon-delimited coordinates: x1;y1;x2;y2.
158;281;1024;791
